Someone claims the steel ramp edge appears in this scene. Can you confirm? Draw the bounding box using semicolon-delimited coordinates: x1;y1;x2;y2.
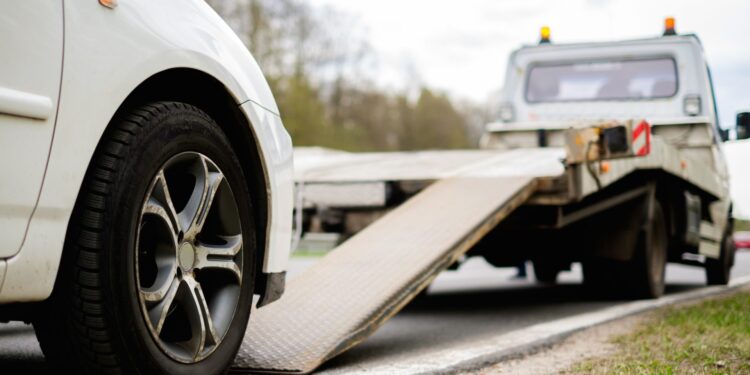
232;176;538;374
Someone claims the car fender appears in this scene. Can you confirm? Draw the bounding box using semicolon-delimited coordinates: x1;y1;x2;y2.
0;0;292;302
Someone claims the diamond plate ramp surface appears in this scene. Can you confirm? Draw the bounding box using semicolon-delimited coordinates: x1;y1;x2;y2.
233;176;537;373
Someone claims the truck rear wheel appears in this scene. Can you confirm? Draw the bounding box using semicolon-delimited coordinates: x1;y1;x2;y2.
705;228;735;285
626;200;668;299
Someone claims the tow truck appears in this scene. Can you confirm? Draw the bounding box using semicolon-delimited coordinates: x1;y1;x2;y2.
231;19;750;373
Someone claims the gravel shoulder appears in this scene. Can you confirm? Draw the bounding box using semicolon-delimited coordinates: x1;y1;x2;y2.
467;315;645;375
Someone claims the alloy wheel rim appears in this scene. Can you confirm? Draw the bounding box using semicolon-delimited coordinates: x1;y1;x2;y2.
135;152;243;363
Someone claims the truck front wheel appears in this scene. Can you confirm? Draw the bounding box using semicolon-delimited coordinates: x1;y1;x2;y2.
627;200;668;299
705;228;735;285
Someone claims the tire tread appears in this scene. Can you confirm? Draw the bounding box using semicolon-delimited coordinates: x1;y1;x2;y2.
35;102;210;373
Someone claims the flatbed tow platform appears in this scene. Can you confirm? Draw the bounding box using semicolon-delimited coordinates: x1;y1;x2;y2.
231;149;563;373
232;123;723;373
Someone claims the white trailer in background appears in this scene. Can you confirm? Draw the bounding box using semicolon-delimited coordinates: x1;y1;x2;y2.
231;21;750;374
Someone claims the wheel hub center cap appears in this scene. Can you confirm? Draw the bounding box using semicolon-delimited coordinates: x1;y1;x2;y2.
178;242;196;272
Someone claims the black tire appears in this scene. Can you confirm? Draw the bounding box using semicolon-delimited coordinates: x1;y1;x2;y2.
627;200;668;299
583;200;668;299
532;261;560;284
33;102;256;374
705;227;735;285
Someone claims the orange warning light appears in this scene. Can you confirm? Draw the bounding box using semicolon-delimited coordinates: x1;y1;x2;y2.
99;0;117;9
540;26;551;44
664;17;676;36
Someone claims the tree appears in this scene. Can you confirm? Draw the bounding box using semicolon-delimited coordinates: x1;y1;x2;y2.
405;89;469;150
206;0;473;152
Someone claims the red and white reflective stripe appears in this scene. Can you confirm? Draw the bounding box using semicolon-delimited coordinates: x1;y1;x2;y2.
632;120;651;156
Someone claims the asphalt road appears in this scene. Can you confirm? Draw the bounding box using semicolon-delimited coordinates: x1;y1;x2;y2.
0;252;748;374
317;252;750;373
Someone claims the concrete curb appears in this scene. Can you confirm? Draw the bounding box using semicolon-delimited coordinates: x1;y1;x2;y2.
356;275;750;375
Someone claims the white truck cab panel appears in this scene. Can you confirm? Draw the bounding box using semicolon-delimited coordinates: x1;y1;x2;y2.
500;36;716;124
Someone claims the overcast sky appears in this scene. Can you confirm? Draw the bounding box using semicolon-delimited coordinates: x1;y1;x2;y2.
309;0;750;218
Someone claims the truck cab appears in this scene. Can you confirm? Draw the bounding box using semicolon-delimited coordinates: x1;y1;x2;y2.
485;30;730;160
478;21;749;291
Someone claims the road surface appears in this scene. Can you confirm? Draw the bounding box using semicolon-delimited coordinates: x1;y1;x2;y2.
317;252;750;373
1;252;748;374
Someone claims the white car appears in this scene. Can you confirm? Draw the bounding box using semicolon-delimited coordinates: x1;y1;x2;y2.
0;0;293;373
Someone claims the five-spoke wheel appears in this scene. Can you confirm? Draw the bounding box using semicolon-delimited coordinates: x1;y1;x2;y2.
34;102;256;374
137;152;244;363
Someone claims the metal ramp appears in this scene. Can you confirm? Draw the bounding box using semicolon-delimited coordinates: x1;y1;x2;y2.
232;176;537;373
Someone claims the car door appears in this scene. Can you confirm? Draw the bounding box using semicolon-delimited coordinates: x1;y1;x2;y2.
0;1;63;258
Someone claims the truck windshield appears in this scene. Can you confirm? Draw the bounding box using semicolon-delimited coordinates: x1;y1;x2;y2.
525;57;677;103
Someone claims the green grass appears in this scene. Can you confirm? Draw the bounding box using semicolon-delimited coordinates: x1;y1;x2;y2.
291;251;328;259
736;219;750;232
570;291;750;374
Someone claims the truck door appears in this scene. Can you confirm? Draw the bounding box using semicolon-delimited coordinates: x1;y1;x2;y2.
0;1;64;258
705;66;730;182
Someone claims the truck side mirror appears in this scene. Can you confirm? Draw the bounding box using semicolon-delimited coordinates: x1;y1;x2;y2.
738;112;750;140
719;128;730;142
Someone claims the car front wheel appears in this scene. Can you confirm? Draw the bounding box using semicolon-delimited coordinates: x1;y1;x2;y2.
34;101;256;374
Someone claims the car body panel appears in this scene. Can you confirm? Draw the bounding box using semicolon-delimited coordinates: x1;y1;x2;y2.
0;0;293;302
0;1;63;258
239;101;294;273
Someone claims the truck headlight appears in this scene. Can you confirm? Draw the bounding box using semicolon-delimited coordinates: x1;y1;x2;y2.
499;103;515;122
683;95;702;116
